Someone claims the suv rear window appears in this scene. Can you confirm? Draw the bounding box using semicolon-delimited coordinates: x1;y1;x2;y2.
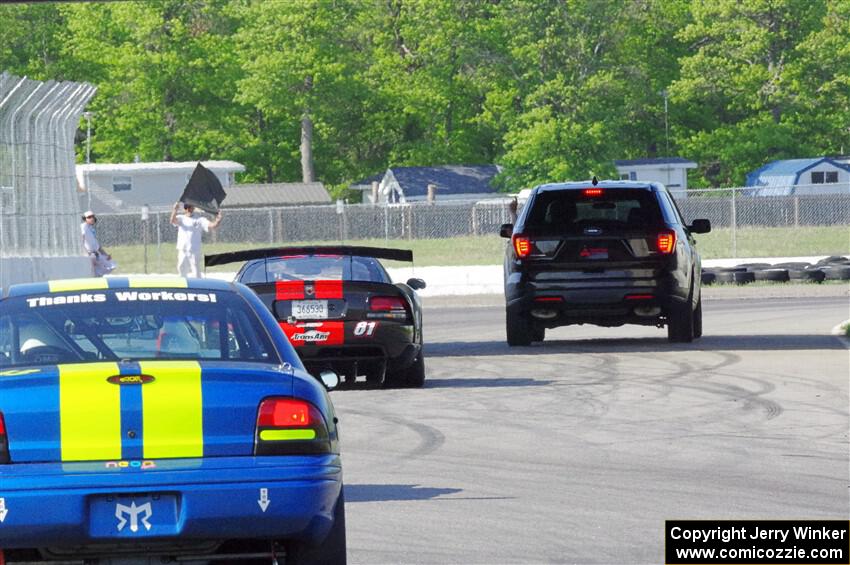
524;188;664;234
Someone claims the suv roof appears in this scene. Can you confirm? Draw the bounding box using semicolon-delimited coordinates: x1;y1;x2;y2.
533;180;661;193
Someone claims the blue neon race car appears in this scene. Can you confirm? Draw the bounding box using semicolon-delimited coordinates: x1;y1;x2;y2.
0;277;345;564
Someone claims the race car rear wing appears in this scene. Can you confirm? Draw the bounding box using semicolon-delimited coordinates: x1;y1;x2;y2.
204;245;414;267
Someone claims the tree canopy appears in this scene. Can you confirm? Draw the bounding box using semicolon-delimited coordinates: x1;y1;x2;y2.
1;0;847;195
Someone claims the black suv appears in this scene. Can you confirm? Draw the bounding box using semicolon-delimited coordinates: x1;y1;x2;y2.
500;180;711;345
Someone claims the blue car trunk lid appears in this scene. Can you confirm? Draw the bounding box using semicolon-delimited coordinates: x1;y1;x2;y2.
0;361;293;464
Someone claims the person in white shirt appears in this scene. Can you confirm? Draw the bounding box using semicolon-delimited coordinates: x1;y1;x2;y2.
80;210;115;277
170;201;223;278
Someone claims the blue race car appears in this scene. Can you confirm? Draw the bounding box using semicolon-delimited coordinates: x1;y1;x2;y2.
0;277;345;564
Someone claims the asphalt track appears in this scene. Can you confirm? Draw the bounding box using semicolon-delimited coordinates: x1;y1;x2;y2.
334;293;849;565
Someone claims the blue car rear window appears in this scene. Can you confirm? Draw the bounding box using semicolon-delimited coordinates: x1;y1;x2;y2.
0;289;280;367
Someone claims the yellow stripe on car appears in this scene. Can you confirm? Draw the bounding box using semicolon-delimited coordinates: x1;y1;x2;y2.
128;276;188;288
139;360;204;458
49;278;109;293
259;429;317;441
59;363;122;461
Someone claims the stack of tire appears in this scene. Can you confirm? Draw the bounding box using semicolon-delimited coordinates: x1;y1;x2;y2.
701;256;850;285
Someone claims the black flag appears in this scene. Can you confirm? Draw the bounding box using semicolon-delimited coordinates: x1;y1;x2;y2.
180;163;227;214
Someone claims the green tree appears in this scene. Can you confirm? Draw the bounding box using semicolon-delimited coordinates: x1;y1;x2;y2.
361;0;505;167
0;3;68;80
234;0;371;184
670;0;825;186
492;0;691;190
61;0;244;164
787;0;850;155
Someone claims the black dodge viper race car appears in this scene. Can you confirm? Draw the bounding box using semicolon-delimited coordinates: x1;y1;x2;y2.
206;246;426;388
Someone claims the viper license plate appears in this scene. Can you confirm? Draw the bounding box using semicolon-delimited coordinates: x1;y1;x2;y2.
292;300;328;319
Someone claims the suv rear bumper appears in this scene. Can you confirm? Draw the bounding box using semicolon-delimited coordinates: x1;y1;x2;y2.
0;455;342;551
505;269;689;327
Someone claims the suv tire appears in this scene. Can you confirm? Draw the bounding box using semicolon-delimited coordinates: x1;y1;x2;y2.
667;297;694;343
692;296;703;339
506;310;533;346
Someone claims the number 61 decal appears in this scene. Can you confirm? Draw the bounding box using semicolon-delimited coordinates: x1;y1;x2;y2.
353;321;378;336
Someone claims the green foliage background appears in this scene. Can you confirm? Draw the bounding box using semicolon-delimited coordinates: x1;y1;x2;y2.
2;0;848;195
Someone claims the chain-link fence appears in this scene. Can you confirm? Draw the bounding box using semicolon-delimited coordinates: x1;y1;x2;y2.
0;72;96;258
96;200;516;247
91;187;850;273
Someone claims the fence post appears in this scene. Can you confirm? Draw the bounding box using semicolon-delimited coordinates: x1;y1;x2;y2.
268;210;274;244
730;187;737;258
156;212;162;273
383;204;389;243
793;196;799;228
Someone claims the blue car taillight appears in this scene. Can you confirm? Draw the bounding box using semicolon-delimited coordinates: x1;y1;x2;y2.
0;412;9;464
254;398;331;455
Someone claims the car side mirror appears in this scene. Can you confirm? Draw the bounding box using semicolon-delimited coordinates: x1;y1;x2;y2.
689;219;711;234
318;370;340;391
407;278;426;290
499;223;514;238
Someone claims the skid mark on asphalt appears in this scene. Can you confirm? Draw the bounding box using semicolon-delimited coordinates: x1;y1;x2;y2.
342;407;446;461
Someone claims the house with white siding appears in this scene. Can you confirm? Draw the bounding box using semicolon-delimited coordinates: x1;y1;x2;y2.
745;157;850;196
76;160;245;213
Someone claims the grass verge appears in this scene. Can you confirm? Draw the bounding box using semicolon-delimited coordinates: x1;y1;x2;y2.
105;225;848;274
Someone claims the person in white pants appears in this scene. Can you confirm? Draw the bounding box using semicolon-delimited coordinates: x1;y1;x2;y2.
170;202;223;278
80;210;116;277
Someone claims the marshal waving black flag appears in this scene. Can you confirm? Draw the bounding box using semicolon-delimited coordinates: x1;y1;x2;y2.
179;163;227;214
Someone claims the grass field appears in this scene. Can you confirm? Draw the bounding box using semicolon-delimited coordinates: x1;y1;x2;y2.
107;226;849;274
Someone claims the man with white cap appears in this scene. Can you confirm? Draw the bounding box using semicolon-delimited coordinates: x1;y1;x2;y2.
80;210;115;277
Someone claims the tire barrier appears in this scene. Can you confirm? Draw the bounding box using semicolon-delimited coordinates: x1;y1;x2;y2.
753;269;790;282
713;270;756;284
702;256;848;285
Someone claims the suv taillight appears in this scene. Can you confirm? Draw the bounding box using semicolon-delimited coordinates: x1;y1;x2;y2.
368;296;409;320
657;231;676;254
0;412;9;464
255;398;330;455
512;235;531;258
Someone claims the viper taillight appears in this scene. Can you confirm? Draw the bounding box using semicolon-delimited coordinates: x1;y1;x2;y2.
368;296;409;320
255;398;330;455
512;235;531;258
657;231;676;254
0;412;9;464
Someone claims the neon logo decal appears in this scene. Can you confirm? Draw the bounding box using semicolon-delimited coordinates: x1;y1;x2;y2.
106;374;155;385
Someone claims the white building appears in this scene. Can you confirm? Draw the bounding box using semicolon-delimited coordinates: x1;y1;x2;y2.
76;160;245;213
613;157;697;199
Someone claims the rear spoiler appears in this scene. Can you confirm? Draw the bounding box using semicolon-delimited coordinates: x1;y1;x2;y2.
205;245;413;267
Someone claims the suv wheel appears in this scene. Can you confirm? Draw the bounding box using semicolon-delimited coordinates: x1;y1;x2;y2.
667;298;694;343
532;326;545;342
506;310;533;346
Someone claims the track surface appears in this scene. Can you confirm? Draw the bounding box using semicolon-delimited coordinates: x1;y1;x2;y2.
335;296;849;564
